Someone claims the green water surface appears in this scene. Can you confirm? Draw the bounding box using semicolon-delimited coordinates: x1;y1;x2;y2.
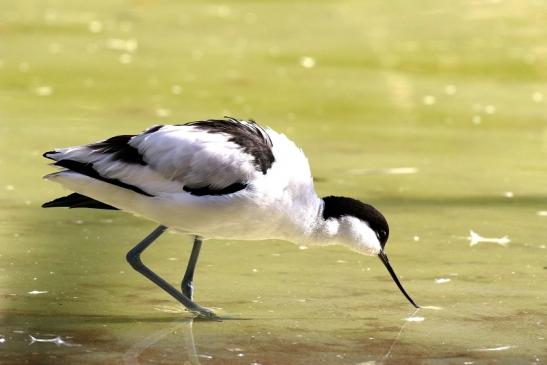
0;1;546;364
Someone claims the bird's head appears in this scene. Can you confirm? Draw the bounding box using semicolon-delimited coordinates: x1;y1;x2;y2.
321;196;419;308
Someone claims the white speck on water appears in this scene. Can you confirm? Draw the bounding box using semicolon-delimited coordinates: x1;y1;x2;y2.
171;84;183;94
464;362;474;365
48;43;62;54
119;53;132;64
413;236;420;242
28;290;48;295
472;115;482;124
250;362;262;365
536;211;547;216
503;191;514;198
252;268;258;273
0;338;5;343
468;230;510;247
227;347;243;352
532;92;544;103
75;220;84;225
198;354;213;359
167;257;178;261
350;167;418;175
156;108;171;118
237;353;245;357
5;185;14;191
484;105;496;114
421;305;443;310
336;260;347;264
29;335;81;347
435;278;451;284
19;62;30;72
35;86;53;96
88;20;103;33
422;95;436;105
385;167;418;174
300;56;316;69
472;345;513;352
298;245;308;250
106;38;138;52
405;316;425;322
213;5;232;18
444;84;457;95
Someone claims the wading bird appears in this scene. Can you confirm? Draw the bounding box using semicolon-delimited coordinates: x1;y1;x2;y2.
43;117;418;319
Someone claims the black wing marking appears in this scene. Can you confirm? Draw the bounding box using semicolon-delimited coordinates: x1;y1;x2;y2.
54;159;153;197
42;192;119;210
88;135;146;165
183;182;247;196
142;125;164;134
184;117;275;174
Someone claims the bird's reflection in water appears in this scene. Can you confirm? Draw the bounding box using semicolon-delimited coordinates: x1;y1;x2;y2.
123;318;201;365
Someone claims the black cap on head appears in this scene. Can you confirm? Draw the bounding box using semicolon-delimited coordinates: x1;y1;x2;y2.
322;195;419;308
322;196;389;248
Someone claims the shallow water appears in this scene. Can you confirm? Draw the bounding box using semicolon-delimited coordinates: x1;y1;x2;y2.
1;1;546;364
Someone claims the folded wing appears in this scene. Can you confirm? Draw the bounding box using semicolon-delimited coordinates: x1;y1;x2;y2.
44;119;273;197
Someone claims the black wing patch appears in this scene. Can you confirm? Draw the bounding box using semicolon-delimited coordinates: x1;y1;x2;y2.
143;125;163;134
183;182;247;196
88;135;146;165
54;159;153;197
42;192;118;210
184;117;275;174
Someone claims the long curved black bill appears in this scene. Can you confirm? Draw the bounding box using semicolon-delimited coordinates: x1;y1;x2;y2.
378;251;419;308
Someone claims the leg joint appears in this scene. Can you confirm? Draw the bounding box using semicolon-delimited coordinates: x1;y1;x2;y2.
126;249;144;269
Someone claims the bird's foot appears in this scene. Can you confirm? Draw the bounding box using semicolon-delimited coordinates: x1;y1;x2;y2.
191;306;219;321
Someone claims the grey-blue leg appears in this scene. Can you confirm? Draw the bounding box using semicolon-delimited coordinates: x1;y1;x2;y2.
126;225;216;319
181;236;202;300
